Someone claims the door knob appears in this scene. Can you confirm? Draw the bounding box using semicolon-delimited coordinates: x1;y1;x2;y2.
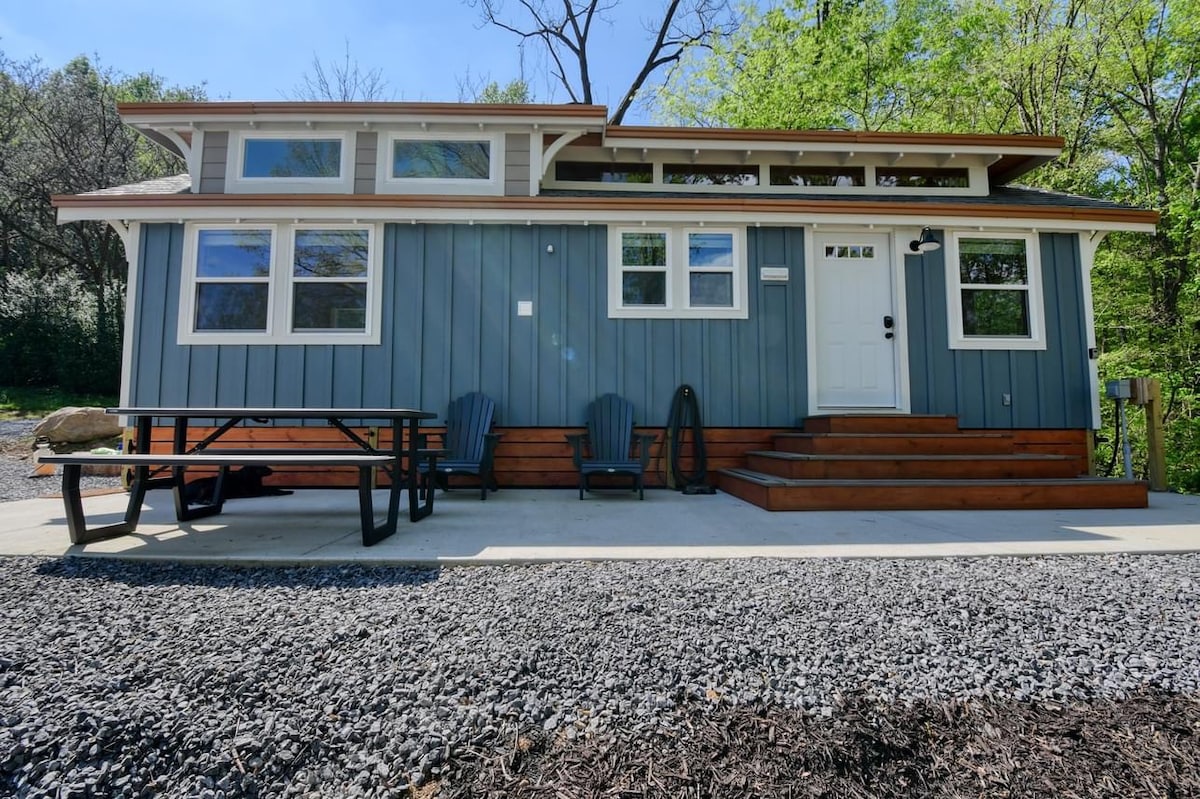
885;332;894;339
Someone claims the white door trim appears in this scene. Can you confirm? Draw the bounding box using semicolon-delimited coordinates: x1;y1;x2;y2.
804;226;911;414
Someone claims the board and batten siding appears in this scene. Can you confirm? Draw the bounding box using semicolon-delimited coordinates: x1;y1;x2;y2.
130;223;808;427
905;231;1090;428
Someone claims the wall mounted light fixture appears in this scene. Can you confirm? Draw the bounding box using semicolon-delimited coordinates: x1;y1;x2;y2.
909;227;941;253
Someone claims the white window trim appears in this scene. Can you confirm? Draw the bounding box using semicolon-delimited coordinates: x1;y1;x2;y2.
608;226;748;319
225;130;353;194
945;230;1046;351
376;130;504;196
178;222;382;346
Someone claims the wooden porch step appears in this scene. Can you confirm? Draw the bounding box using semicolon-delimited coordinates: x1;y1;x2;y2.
716;469;1149;511
746;451;1081;481
774;432;1014;456
802;414;960;434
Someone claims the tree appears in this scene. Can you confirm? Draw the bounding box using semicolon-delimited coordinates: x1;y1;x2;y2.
291;40;392;102
467;0;737;123
0;52;206;391
457;72;534;103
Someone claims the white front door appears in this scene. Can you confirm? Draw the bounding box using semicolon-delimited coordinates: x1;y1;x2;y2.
812;233;899;408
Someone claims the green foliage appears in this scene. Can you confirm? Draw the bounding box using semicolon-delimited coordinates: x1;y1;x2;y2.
0;52;205;394
476;79;533;104
659;0;1200;489
0;270;121;393
0;386;117;420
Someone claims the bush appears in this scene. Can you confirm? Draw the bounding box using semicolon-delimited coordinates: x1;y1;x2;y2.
0;271;122;394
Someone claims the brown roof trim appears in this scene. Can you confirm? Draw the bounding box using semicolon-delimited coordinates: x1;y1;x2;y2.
51;192;1159;225
117;101;609;119
604;126;1065;150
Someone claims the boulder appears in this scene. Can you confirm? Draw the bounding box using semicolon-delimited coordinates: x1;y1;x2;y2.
32;407;121;444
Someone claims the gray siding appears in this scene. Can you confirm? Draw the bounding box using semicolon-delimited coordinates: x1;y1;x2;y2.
198;131;228;194
355;132;377;194
130;223;808;427
504;133;531;196
905;231;1090;428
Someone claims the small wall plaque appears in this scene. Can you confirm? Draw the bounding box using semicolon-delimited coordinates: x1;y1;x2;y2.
760;267;789;282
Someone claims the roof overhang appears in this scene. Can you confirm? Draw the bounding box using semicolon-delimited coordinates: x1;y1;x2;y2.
52;193;1160;234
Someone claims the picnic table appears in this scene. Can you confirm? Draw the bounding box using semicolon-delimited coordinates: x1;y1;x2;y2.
42;407;439;547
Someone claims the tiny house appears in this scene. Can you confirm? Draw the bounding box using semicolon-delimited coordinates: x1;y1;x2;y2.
53;102;1157;509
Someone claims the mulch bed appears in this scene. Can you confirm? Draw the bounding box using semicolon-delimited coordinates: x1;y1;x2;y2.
441;693;1199;798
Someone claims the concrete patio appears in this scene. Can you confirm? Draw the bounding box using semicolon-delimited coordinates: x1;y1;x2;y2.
2;484;1199;564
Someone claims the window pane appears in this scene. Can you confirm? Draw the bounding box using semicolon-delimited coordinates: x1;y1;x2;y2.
690;273;733;307
688;233;733;268
961;289;1030;337
621;232;667;266
959;239;1028;285
242;139;341;178
196;230;272;278
622;272;666;306
294;229;370;277
195;284;268;331
877;167;969;188
393;140;490;179
293;283;368;330
556;161;652;183
663;164;759;186
769;165;865;187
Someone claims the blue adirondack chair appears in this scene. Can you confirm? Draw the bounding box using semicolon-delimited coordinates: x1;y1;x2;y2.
566;393;657;500
420;392;502;500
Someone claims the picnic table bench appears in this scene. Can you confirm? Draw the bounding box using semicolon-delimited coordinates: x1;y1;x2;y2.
42;406;442;548
39;451;427;547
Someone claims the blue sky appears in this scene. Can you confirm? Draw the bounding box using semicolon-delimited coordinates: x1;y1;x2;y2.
0;0;680;118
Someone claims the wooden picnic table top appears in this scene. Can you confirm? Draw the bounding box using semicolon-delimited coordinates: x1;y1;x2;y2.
108;407;437;421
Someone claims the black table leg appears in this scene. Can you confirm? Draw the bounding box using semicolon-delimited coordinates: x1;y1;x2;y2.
170;416;224;522
61;463;149;545
407;417;435;521
360;464;399;546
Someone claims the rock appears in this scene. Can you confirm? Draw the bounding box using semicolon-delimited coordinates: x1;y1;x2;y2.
32;407;121;444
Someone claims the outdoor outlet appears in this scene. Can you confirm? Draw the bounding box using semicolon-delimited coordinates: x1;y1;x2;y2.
517;300;533;317
1002;393;1012;406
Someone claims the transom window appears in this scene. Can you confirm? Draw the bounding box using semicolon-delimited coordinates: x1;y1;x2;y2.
945;232;1044;350
242;138;342;178
609;226;747;319
878;167;970;188
180;223;381;345
392;140;491;180
555;161;652;183
226;132;351;193
663;164;759;186
771;166;865;187
377;132;502;195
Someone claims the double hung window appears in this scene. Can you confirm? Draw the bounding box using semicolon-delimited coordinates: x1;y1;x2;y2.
181;223;380;344
946;232;1044;350
610;227;746;319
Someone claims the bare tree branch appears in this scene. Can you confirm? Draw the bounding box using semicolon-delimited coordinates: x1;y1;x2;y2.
290;40;393;102
467;0;735;123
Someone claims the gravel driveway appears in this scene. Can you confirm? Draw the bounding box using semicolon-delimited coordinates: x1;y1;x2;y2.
0;419;121;502
1;553;1197;797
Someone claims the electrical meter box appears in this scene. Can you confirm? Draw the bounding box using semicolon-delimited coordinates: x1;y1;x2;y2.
1105;379;1133;400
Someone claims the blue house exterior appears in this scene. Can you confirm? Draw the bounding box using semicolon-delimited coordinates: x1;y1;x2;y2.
53;101;1157;497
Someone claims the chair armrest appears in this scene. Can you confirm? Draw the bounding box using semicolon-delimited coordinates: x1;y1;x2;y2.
565;432;588;468
481;432;503;466
635;432;658;470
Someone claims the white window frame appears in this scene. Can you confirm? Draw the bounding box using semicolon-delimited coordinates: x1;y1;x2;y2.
178;222;382;345
225;130;353;194
945;231;1045;350
608;226;748;319
376;130;504;196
